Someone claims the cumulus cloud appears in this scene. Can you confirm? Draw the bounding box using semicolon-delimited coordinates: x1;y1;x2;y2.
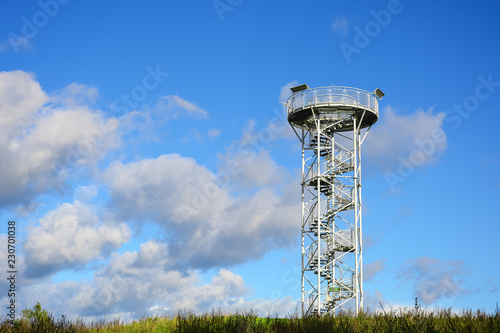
0;70;302;320
104;154;222;223
0;70;47;137
219;149;285;189
51;83;100;106
14;241;287;321
397;256;466;305
332;15;350;36
103;151;299;269
23;201;131;278
218;121;289;190
364;106;447;173
0;70;120;208
76;241;203;316
12;238;299;321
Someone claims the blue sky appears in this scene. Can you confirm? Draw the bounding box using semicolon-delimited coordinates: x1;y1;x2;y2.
1;0;499;322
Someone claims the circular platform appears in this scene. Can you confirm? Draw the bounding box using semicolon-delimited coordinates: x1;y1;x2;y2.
287;86;379;131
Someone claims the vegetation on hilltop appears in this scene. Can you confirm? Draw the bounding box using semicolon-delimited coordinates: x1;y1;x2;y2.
1;300;499;332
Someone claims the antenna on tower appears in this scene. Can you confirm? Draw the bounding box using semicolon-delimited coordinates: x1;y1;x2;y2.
287;84;383;316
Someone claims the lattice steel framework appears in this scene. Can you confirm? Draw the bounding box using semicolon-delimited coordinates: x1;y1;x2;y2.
286;86;382;316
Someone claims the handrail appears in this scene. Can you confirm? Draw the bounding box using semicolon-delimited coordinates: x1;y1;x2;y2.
287;86;379;117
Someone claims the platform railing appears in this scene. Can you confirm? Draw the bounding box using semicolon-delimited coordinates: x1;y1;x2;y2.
287;86;379;117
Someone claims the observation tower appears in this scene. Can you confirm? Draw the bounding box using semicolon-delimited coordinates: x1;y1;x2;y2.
286;84;384;316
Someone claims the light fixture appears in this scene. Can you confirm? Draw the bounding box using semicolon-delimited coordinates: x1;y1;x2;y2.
290;84;309;93
373;88;385;99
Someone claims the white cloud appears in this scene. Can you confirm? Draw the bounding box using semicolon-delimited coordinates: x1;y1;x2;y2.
362;289;389;313
0;71;303;321
118;95;210;146
51;83;100;106
23;201;130;278
9;238;299;321
218;121;289;190
332;15;350;36
172;268;248;312
208;128;221;139
397;256;466;305
103;151;299;269
221;149;285;189
121;95;210;146
73;185;100;203
0;70;48;138
364;106;447;173
158;95;208;119
12;241;256;321
241;296;300;317
364;259;386;282
118;108;158;146
0;70;120;208
104;154;223;224
278;81;303;139
280;80;299;106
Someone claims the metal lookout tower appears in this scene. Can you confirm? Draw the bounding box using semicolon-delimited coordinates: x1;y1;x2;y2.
286;84;384;316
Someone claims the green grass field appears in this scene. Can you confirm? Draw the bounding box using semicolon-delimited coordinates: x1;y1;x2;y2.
1;301;499;332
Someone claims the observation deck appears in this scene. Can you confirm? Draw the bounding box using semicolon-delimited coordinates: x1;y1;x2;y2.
287;86;380;131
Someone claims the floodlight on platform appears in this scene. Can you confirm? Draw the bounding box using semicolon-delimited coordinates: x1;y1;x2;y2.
373;88;385;99
290;84;309;93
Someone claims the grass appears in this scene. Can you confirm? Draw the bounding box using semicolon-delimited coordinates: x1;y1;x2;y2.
1;300;499;332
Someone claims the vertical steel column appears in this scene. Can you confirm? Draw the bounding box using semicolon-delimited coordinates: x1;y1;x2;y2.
353;116;361;314
301;127;306;317
316;117;322;314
